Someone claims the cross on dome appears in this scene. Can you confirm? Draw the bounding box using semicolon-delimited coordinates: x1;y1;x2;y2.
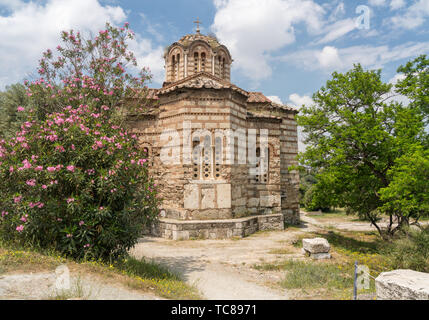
193;17;202;33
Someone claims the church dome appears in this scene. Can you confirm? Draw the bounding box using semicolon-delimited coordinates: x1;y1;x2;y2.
163;24;232;84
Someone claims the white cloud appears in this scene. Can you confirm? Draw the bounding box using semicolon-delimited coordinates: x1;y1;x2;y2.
129;37;165;84
288;92;314;152
266;95;283;104
368;0;387;6
389;0;429;29
316;46;342;69
390;0;406;10
0;0;164;88
315;18;356;44
281;42;429;72
211;0;325;80
288;93;314;109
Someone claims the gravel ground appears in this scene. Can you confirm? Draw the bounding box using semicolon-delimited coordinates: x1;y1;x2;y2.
0;272;162;300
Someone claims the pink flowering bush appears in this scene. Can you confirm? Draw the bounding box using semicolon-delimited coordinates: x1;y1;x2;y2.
0;23;160;261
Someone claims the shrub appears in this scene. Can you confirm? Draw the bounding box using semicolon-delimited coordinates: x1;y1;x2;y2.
0;103;159;261
384;226;429;273
303;185;331;212
0;22;160;261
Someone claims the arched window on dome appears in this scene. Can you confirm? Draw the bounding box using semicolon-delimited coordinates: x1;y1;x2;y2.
201;52;206;73
171;55;176;81
194;52;199;73
222;58;226;79
217;56;222;77
176;53;180;80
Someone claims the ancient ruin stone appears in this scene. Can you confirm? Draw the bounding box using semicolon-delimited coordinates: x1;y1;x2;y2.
302;238;331;254
376;269;429;300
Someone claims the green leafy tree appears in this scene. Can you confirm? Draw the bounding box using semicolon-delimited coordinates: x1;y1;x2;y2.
396;55;429;124
0;83;30;138
297;64;425;238
379;147;429;225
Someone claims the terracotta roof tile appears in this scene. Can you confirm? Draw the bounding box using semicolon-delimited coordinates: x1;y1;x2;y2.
247;92;272;103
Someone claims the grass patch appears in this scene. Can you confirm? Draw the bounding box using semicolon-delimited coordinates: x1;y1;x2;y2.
116;256;180;281
280;260;352;290
382;226;429;273
315;230;380;255
0;246;66;273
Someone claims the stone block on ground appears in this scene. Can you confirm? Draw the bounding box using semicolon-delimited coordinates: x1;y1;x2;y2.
301;248;331;260
375;269;429;300
302;238;330;254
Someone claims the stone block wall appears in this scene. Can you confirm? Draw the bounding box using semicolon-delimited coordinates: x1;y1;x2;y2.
146;213;284;240
127;86;300;226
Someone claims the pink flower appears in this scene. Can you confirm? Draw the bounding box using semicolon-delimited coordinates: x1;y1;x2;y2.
79;221;84;226
17;106;25;112
84;244;91;248
55;145;65;152
1;211;9;218
66;234;73;238
66;165;75;172
137;159;147;166
20;216;27;222
26;179;36;187
16;225;24;232
42;185;47;189
22;159;31;169
71;144;75;151
35;166;43;171
14;195;22;203
9;166;14;173
47;166;56;172
67;198;75;204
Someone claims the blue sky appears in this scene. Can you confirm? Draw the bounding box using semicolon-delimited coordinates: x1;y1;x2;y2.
1;0;429;108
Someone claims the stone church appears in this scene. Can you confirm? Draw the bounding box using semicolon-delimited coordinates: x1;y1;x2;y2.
128;26;300;240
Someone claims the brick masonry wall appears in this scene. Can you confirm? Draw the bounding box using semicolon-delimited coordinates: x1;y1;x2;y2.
127;85;300;228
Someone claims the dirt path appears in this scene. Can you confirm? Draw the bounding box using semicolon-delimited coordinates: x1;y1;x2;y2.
0;272;161;300
130;220;320;300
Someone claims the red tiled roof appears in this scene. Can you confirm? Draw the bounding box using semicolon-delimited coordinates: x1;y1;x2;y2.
247;92;272;103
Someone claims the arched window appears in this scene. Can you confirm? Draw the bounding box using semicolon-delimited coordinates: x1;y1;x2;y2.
191;135;222;180
176;54;180;80
194;52;199;73
192;137;201;180
201;52;206;73
214;136;222;179
253;146;269;184
218;56;222;77
171;55;176;81
202;135;212;179
222;58;226;79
